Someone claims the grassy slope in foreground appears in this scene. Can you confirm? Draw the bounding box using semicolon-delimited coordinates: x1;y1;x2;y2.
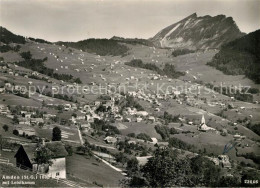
207;29;260;83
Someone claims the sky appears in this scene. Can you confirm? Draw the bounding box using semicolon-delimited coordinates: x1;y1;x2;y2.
0;0;259;42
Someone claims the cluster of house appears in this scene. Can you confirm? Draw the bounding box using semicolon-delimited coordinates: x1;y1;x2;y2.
64;93;156;134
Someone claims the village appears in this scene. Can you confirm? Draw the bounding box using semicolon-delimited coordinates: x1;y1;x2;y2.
0;26;259;187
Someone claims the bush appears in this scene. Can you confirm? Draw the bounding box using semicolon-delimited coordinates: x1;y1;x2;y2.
13;129;19;136
3;124;9;132
127;133;136;138
172;49;195;57
136;133;152;142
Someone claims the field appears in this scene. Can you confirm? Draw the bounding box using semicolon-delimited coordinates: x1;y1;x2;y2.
66;154;125;187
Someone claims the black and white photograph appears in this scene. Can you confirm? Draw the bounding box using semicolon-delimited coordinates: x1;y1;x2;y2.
0;0;259;187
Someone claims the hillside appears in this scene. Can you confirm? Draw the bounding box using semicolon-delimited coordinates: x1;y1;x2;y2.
151;13;244;50
0;27;26;44
207;29;260;83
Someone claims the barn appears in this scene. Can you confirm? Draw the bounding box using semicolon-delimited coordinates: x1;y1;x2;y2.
14;141;68;179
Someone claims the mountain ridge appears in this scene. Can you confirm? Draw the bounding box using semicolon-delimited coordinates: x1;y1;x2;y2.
150;13;245;50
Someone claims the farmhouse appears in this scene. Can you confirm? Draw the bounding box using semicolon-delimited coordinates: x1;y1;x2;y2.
104;136;117;144
0;87;5;93
30;118;44;125
14;141;68;179
218;155;231;169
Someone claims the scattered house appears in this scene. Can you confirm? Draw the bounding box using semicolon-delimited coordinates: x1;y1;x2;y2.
148;116;156;123
81;123;91;132
136;156;152;166
0;87;6;93
30;118;44;125
5;83;12;88
136;117;142;122
125;118;131;122
207;157;220;166
136;111;148;117
64;104;71;111
0;105;10;115
94;101;101;106
218;155;231;169
18;118;30;125
115;114;123;121
155;107;160;112
72;111;85;120
127;140;136;144
104;136;117;144
14;141;68;179
32;71;39;76
86;115;94;123
24;113;32;119
150;137;158;144
43;114;56;120
233;134;241;140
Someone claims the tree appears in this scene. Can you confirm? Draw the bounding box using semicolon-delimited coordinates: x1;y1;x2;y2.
77;140;92;156
65;144;73;156
115;152;128;167
52;127;61;141
126;158;139;176
3;125;9;132
34;145;53;166
190;155;221;186
38;122;44;128
218;176;240;187
13;115;19;124
13;129;19;135
141;147;194;187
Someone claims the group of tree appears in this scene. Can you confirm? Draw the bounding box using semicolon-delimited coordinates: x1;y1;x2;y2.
117;139;150;155
161;111;181;124
245;122;260;136
207;29;260;84
91;119;120;135
76;140;93;157
0;44;21;53
154;125;178;140
124;147;245;187
0;27;26;44
111;36;154;46
171;48;195;57
56;39;129;56
125;59;185;79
